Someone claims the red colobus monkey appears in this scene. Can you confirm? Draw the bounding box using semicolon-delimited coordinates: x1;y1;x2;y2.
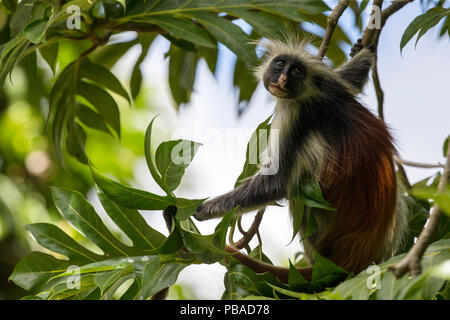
194;37;408;277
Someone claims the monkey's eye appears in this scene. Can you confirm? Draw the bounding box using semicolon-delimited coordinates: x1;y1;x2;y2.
277;61;286;67
294;67;301;73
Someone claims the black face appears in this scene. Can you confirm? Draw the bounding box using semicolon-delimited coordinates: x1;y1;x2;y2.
263;55;307;99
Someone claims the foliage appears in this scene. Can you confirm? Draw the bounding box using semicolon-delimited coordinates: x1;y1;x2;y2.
1;0;449;300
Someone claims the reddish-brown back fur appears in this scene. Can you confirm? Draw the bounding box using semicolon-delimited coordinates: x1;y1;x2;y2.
316;100;397;273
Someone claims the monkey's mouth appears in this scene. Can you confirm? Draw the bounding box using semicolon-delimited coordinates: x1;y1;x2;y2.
269;84;289;97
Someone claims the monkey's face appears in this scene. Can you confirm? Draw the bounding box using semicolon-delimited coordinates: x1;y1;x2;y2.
263;55;307;99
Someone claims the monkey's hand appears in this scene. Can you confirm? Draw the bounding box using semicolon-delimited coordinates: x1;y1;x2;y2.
350;38;377;57
194;197;234;221
350;39;363;57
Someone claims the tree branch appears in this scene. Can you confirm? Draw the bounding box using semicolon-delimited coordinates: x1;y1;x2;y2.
390;145;450;278
318;0;350;59
361;0;414;47
224;244;313;283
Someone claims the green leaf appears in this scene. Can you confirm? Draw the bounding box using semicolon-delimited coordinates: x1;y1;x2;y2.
25;223;102;264
233;57;258;104
225;8;286;37
24;19;48;44
197;45;218;75
77;81;121;138
300;207;318;241
97;190;166;250
223;263;282;300
155;139;202;193
9;252;69;291
75;103;112;136
444;136;449;157
39;42;59;74
130;35;155;99
288;260;310;290
235;114;273;187
334;239;450;300
91;166;175;210
310;252;348;292
400;8;449;53
79;59;131;103
187;12;257;66
152;218;183;254
291;179;336;211
138;262;187;299
51;186;134;257
415;8;449;47
212;208;236;249
144;116;170;194
66;120;88;164
145;15;216;48
134;256;160;288
168;45;198;109
289;200;304;244
175;198;206;220
94;269;124;295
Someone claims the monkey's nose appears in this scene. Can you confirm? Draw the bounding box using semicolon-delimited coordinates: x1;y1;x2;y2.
277;74;288;88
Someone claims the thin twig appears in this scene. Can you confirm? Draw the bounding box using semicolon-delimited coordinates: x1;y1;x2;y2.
233;209;265;250
393;155;444;169
361;0;384;46
318;0;350;59
390;145;450;277
372;54;385;120
396;162;412;190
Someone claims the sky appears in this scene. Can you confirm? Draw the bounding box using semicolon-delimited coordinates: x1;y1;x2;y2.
110;1;450;299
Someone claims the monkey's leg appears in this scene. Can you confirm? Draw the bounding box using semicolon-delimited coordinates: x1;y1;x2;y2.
334;39;376;92
194;173;285;221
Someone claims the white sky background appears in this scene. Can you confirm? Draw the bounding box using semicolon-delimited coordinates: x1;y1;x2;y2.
111;1;450;299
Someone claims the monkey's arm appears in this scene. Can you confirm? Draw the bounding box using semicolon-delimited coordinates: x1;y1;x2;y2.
334;40;376;93
194;173;285;221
